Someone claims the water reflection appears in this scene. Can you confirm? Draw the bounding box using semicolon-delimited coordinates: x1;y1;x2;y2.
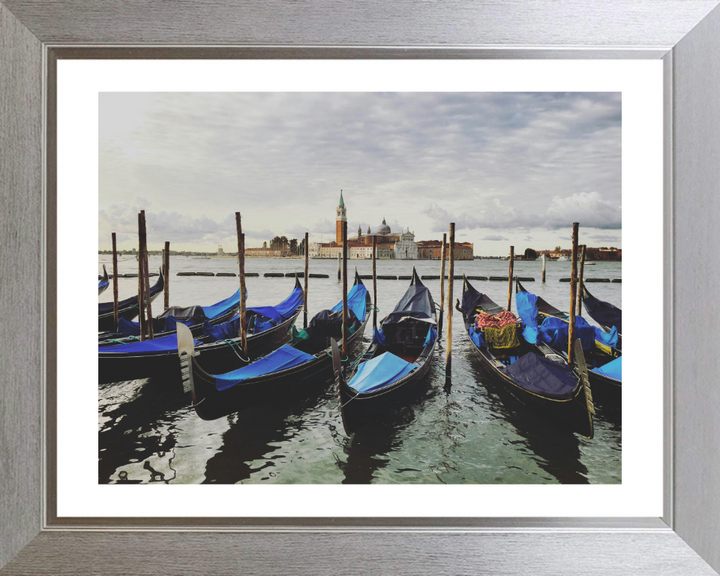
98;379;187;483
202;391;327;484
339;409;414;484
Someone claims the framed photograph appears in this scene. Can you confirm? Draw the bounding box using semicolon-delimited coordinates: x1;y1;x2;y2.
2;1;720;574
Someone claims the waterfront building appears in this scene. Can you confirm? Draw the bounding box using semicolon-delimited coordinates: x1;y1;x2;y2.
394;228;418;259
417;240;474;260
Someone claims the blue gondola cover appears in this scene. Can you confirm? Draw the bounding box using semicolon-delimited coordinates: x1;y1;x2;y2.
331;283;368;322
592;356;622;381
372;327;386;346
202;286;304;342
213;344;316;391
348;352;417;394
98;333;201;354
500;353;579;399
516;291;540;343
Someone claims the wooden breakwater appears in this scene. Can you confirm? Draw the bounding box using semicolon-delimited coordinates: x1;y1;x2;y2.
559;277;620;283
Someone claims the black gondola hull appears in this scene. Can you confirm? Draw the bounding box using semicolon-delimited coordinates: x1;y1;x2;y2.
338;342;435;435
190;295;372;420
98;308;302;385
98;272;165;332
467;342;593;438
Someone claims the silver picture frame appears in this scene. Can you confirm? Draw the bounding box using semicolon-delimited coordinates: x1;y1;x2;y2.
2;1;720;573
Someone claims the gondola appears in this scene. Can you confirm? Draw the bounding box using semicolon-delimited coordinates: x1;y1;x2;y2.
98;265;109;295
460;277;594;438
176;272;372;420
582;283;622;348
99;278;305;385
333;268;438;435
515;279;621;408
99;285;246;343
98;270;165;332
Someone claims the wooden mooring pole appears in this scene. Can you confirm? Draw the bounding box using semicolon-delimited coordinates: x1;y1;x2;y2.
139;210;154;339
438;232;447;339
542;253;547;283
304;232;309;329
577;244;586;316
163;241;170;310
111;232;119;331
137;214;147;340
445;223;455;383
568;223;579;364
507;246;514;312
372;235;377;329
236;212;248;357
342;221;348;358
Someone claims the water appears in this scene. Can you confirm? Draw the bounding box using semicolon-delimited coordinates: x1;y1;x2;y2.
98;255;622;485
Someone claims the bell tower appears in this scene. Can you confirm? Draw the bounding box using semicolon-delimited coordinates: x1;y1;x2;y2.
336;190;347;244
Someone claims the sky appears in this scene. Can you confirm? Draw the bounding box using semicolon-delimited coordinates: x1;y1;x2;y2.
98;92;621;256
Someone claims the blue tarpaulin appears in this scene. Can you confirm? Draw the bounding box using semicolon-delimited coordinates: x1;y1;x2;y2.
500;353;578;399
213;344;316;391
372;327;386;346
99;333;201;354
116;288;245;337
592;356;622;381
331;283;368;322
348;352;417;394
99;279;109;292
202;286;304;342
539;316;597;351
516;291;540;344
424;326;437;347
468;326;485;347
516;288;618;350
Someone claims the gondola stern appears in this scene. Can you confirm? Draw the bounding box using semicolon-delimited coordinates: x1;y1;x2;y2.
411;266;421;286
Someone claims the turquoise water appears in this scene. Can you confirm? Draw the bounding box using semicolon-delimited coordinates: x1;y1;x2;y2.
98;255;621;485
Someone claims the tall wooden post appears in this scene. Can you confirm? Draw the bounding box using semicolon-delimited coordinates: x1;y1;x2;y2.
111;232;119;331
542;253;547;283
438;233;447;338
568;223;579;364
445;223;455;382
577;244;586;316
507;246;514;312
163;241;170;310
372;235;377;329
139;210;154;339
236;212;248;358
303;232;309;329
137;214;147;340
342;221;348;358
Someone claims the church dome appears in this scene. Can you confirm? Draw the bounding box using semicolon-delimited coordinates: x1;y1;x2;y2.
377;217;391;235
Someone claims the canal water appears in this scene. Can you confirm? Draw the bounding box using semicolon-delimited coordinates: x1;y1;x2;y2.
98;255;622;485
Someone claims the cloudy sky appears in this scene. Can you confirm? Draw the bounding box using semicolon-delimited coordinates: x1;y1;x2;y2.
99;92;621;256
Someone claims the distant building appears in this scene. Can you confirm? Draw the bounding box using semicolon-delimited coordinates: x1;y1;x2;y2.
417;240;474;260
394;228;418;259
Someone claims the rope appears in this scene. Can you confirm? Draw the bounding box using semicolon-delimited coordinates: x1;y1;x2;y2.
326;351;348;362
222;339;250;363
430;358;447;376
340;387;361;408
